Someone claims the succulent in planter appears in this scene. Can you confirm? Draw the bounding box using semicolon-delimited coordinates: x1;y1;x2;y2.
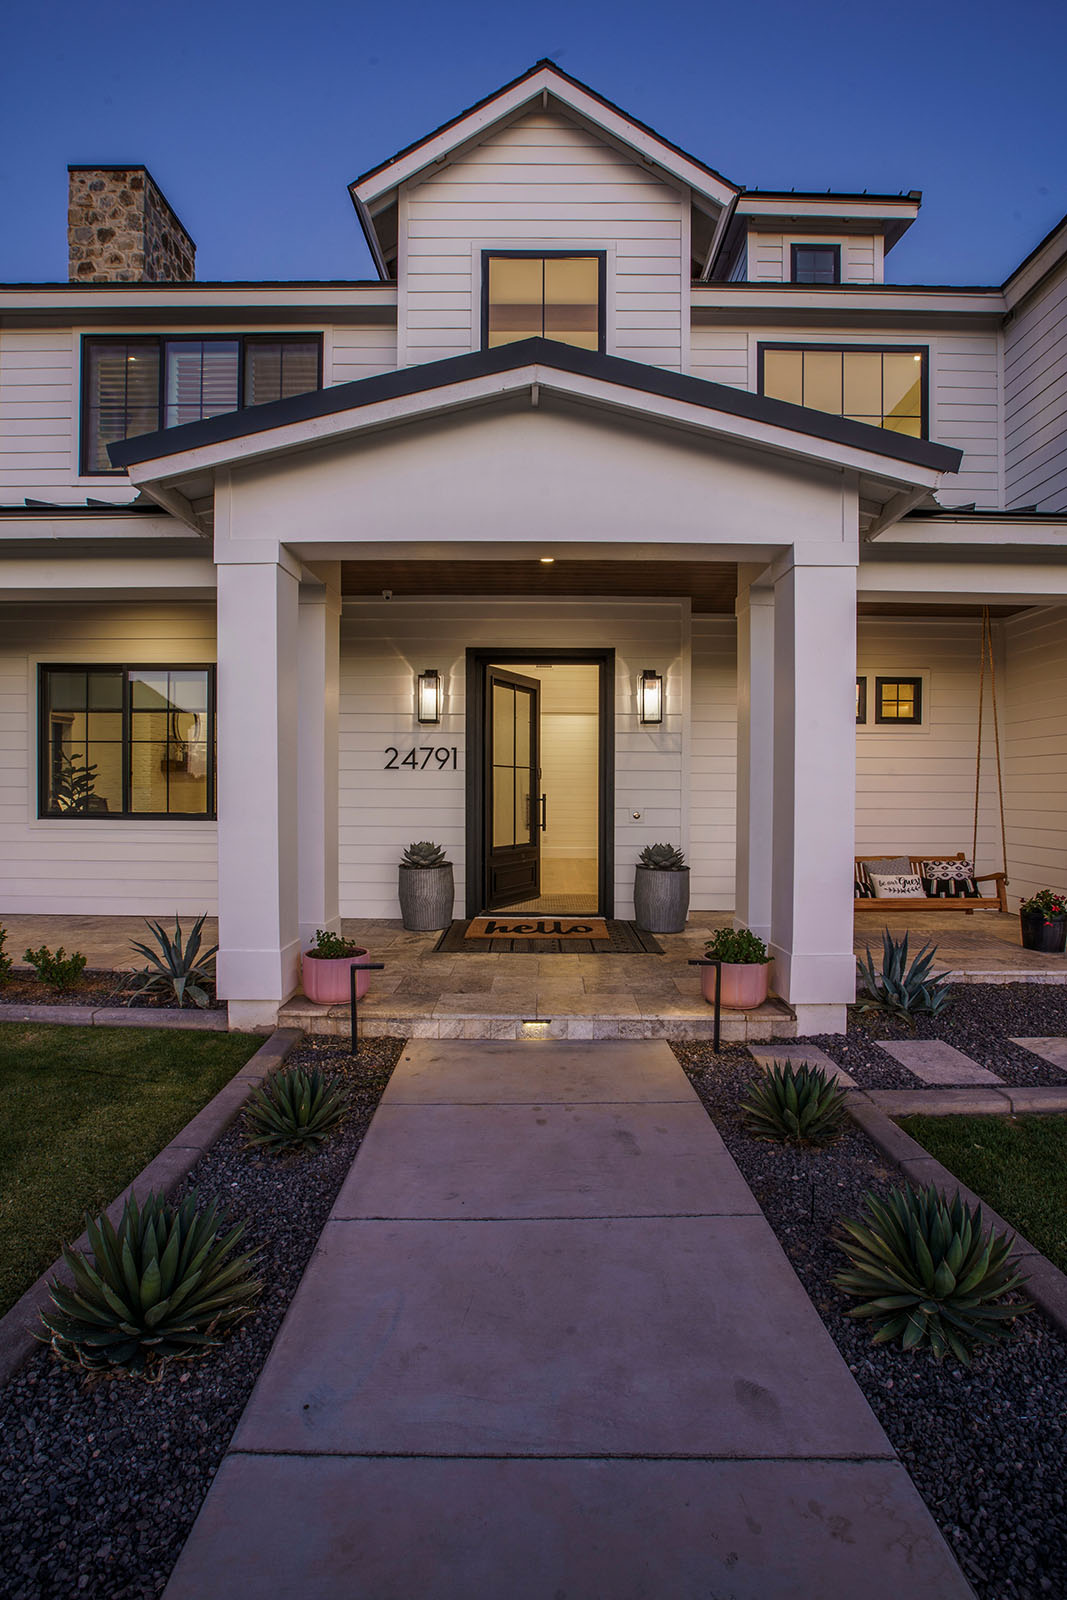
306;928;364;960
633;842;690;933
704;928;770;965
702;926;773;1007
301;928;372;1005
398;840;454;931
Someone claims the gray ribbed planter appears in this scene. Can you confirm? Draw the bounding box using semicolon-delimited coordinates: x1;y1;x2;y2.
398;864;454;931
633;866;690;933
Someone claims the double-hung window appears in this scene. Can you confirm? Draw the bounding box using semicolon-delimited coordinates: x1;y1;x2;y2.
483;253;605;352
759;343;927;437
81;334;322;474
40;666;215;818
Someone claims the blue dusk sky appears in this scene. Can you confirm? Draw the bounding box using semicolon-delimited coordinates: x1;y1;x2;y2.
2;0;1065;286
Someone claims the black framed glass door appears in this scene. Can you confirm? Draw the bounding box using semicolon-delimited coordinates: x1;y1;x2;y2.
486;667;541;908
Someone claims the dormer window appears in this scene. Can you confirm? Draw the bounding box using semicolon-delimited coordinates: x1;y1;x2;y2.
483;253;605;353
790;244;841;284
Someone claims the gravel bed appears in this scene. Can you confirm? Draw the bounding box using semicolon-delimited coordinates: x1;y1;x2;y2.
0;969;204;1010
672;1040;1067;1600
799;983;1067;1089
0;1034;403;1600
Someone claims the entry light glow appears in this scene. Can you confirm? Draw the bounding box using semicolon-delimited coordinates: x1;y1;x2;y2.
417;668;441;724
540;557;555;564
639;668;663;725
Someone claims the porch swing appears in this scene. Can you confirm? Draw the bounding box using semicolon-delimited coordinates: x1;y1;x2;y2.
854;606;1009;914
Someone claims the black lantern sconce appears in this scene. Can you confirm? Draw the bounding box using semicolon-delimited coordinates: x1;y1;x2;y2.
417;669;442;724
638;668;663;725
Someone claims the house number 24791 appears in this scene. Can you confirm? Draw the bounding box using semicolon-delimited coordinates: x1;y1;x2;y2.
384;746;459;770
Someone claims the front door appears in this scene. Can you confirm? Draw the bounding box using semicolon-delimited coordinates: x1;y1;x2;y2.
486;667;541;908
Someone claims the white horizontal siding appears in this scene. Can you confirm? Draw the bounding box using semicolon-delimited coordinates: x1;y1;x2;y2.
0;602;218;914
689;328;749;388
745;234;882;285
400;110;686;371
1003;606;1067;904
689;617;737;910
1004;260;1067;510
855;618;1004;869
338;599;686;918
325;325;398;386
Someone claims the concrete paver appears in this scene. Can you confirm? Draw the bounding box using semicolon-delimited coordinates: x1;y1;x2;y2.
747;1041;857;1086
163;1037;970;1599
880;1039;1005;1085
1010;1036;1067;1073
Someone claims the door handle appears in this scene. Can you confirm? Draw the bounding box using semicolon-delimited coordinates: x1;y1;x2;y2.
540;793;547;832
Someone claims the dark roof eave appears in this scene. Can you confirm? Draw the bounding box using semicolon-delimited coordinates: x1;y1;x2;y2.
109;337;962;477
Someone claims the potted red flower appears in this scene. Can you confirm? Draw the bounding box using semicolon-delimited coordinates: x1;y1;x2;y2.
1019;890;1067;954
701;927;774;1008
301;928;373;1005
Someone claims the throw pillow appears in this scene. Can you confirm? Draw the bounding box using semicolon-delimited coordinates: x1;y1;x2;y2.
854;862;876;899
921;860;979;898
869;873;924;898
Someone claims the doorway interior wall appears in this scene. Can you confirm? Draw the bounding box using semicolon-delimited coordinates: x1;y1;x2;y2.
465;648;615;917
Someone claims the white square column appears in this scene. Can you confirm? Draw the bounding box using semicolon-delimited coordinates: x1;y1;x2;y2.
770;560;857;1035
734;570;774;943
216;558;301;1030
298;564;341;949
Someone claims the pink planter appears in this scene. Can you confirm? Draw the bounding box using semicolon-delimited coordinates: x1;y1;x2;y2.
301;948;371;1006
702;960;771;1010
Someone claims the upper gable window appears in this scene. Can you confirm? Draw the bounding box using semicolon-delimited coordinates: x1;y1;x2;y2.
790;245;841;284
483;253;605;353
81;334;322;475
758;343;927;437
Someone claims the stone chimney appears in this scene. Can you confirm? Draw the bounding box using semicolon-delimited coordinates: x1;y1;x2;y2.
67;166;196;283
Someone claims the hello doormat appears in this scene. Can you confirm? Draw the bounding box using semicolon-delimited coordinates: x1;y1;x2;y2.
465;916;611;940
434;919;662;955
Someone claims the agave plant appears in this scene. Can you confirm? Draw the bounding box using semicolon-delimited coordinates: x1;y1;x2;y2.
740;1060;847;1145
855;928;952;1021
243;1065;347;1153
40;1191;261;1377
126;913;218;1008
638;842;687;870
401;841;449;868
834;1184;1032;1363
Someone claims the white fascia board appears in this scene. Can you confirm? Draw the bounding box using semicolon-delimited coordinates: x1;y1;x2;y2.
353;68;737;211
0;514;184;542
737;196;919;224
690;286;1005;317
0;286;396;314
1003;219;1067;308
857;559;1067;602
123;362;946;497
0;554;216;594
874;516;1067;547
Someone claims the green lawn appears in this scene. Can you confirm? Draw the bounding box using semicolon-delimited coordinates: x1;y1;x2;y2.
898;1113;1067;1273
0;1023;261;1316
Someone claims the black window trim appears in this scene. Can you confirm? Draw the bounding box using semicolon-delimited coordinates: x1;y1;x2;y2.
757;341;930;439
790;242;841;284
38;662;217;819
79;332;324;476
856;675;868;725
480;250;608;355
874;674;923;727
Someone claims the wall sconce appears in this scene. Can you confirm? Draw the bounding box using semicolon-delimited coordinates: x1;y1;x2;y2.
638;669;663;725
417;668;441;724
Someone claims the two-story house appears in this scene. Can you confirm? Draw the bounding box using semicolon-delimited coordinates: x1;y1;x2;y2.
2;60;1066;1031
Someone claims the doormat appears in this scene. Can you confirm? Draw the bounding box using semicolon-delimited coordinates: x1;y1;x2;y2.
435;919;663;955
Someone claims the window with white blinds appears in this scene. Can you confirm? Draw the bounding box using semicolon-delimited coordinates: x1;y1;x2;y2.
82;334;321;473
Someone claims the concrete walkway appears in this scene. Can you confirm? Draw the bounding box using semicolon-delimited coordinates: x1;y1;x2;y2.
167;1038;969;1599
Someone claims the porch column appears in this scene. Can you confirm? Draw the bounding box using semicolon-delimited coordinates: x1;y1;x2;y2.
298;564;341;949
734;568;774;943
216;557;301;1029
770;558;857;1034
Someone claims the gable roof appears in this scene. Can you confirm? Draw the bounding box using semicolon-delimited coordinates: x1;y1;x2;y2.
109;336;960;479
348;61;739;279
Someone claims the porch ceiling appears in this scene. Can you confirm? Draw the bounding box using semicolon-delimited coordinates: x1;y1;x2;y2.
340;558;741;613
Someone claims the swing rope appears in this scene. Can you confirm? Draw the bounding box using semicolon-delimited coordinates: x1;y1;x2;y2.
972;606;1009;885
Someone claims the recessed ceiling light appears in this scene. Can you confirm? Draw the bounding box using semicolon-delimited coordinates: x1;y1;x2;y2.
540;557;555;564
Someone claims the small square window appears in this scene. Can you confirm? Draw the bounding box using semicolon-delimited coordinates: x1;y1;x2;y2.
856;677;868;725
791;244;841;284
875;676;923;725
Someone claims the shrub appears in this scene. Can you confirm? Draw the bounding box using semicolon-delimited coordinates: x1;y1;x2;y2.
1019;889;1067;919
23;944;87;991
401;841;449;868
855;928;952;1021
126;913;218;1009
704;927;769;965
833;1183;1032;1363
306;928;363;960
243;1065;347;1153
638;843;687;870
40;1190;261;1377
0;925;11;986
740;1060;847;1145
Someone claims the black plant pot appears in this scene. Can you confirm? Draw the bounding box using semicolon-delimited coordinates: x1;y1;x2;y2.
398;864;454;931
633;866;690;933
1020;911;1067;954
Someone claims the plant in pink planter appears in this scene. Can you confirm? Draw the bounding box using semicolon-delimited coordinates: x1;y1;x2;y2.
702;927;773;1009
301;929;372;1006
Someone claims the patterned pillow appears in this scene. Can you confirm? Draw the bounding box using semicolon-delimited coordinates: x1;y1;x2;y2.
856;856;911;897
869;872;925;898
921;860;979;899
854;862;876;899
